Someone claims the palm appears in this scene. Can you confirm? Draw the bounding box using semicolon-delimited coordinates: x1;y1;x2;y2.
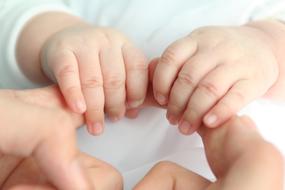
0;153;120;190
0;86;123;190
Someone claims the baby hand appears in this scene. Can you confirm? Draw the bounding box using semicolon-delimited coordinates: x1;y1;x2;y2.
152;25;278;135
41;24;148;135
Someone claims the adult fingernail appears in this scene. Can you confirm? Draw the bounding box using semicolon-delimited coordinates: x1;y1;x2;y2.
155;92;167;105
179;120;191;134
204;114;218;127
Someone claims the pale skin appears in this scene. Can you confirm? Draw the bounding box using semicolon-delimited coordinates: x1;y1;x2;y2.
0;86;123;190
152;20;285;135
0;87;283;189
17;12;285;136
17;12;148;136
134;116;284;190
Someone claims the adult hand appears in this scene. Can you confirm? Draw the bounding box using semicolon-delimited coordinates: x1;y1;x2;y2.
134;116;284;190
0;86;122;190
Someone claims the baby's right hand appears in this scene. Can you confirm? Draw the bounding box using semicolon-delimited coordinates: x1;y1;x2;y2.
41;24;148;135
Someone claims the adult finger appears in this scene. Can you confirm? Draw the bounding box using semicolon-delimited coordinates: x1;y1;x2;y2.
0;99;91;189
134;161;210;190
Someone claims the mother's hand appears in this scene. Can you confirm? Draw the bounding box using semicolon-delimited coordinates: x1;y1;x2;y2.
0;86;122;190
134;116;284;190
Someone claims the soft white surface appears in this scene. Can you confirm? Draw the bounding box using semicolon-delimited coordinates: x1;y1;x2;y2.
0;0;285;189
241;100;285;156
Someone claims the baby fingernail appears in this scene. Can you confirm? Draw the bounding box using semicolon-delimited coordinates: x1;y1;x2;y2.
110;113;124;122
128;99;144;108
155;93;167;105
75;100;86;113
167;113;179;125
110;116;120;122
205;114;218;127
88;122;103;135
93;123;103;135
179;121;191;134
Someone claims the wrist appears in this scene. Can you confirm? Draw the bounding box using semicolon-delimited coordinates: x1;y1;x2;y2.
245;20;285;101
16;12;85;84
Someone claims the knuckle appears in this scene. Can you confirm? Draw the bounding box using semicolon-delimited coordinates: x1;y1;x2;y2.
190;27;208;37
127;58;148;71
218;100;235;115
160;47;179;68
82;76;103;89
230;90;245;104
94;30;113;46
88;106;104;115
63;86;80;96
186;109;198;121
52;37;68;50
168;103;184;114
104;73;125;90
177;71;196;87
57;64;76;79
197;81;220;98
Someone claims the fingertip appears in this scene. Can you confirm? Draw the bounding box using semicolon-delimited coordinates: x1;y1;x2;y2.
166;112;179;125
127;99;144;109
203;114;219;128
87;122;104;136
154;92;168;105
109;111;125;122
125;108;140;119
178;120;197;135
74;99;87;114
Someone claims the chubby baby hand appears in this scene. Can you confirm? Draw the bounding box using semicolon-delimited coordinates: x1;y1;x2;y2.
41;24;148;135
152;25;279;135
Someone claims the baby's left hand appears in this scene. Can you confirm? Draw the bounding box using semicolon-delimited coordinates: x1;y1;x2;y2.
152;25;279;135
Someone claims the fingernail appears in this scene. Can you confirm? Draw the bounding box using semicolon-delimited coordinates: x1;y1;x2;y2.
204;114;218;127
88;122;103;135
126;109;139;119
75;100;86;113
110;111;125;122
155;93;167;105
167;113;179;125
179;120;191;134
110;116;120;122
93;122;103;135
128;99;144;108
